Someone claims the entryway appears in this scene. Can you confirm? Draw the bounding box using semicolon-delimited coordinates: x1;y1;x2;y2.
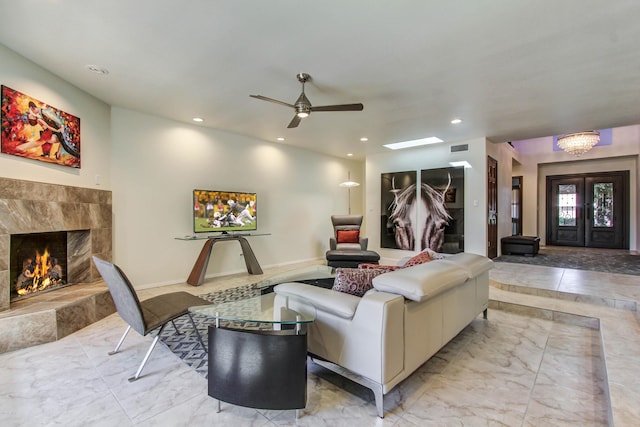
546;171;629;248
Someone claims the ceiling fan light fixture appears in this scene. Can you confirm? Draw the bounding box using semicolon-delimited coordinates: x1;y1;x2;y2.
295;101;311;118
557;131;600;156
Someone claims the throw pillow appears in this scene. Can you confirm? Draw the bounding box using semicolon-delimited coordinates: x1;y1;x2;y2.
423;248;447;260
336;229;360;244
402;249;434;268
359;263;401;272
332;267;388;297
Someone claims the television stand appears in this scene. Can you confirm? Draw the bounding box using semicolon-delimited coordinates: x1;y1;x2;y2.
177;234;269;286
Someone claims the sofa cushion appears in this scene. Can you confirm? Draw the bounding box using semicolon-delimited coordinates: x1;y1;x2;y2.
372;261;468;302
332;267;387;297
336;229;360;244
274;282;360;319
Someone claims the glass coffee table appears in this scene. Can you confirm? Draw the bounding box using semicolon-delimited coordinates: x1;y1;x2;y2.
254;264;336;294
190;291;317;414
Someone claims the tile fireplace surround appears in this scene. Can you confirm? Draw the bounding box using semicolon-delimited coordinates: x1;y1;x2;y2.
0;177;115;353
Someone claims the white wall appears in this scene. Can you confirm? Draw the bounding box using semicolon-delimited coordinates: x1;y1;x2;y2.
512;125;640;249
0;44;111;189
365;137;489;264
110;108;363;286
1;43;364;287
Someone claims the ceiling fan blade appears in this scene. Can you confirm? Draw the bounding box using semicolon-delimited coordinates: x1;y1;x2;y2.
287;115;302;128
310;103;364;112
250;94;295;109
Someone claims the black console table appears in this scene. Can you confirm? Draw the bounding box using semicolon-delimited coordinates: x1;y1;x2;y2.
176;234;269;286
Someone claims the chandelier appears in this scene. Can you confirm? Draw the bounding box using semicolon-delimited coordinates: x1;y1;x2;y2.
557;131;600;156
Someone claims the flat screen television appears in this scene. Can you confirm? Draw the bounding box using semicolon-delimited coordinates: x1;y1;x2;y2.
193;190;257;233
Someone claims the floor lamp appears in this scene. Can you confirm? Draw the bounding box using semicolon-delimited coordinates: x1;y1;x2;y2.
339;172;360;214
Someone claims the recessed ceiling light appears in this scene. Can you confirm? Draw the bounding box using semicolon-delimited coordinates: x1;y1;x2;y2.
86;65;109;75
277;137;285;141
360;137;368;142
451;118;462;124
383;136;443;150
347;153;353;157
192;117;204;123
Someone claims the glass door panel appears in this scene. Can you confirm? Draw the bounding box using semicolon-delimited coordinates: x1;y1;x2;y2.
557;184;577;227
592;182;614;228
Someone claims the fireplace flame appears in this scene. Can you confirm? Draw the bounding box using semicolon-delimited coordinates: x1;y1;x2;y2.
15;248;64;296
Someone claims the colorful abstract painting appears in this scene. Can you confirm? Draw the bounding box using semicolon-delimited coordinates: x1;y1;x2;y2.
1;85;80;168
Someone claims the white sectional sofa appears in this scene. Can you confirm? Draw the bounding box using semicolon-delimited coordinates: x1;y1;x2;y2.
273;252;493;418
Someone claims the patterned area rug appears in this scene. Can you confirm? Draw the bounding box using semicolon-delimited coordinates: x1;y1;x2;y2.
494;246;640;276
160;282;262;378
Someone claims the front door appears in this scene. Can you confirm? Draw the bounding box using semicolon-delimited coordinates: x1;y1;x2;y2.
547;172;628;248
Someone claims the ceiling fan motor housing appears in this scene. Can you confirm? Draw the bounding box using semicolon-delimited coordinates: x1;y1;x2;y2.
296;73;311;83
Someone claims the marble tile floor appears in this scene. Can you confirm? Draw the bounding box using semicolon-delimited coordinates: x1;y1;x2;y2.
0;260;637;426
490;262;640;427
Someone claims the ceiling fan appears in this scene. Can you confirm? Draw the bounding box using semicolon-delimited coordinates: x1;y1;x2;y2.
250;73;364;128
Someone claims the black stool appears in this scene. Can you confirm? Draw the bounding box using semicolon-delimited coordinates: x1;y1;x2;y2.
501;236;540;256
325;250;380;268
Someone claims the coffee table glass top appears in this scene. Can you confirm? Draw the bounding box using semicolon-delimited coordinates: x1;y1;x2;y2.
190;293;316;325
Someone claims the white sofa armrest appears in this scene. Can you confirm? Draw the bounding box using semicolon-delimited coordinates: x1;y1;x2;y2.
340;290;405;385
274;282;360;319
274;282;405;385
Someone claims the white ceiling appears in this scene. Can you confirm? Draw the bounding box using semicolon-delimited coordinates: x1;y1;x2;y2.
1;1;639;160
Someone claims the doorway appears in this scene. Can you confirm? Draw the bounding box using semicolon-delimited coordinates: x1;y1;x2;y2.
487;156;498;258
546;171;629;248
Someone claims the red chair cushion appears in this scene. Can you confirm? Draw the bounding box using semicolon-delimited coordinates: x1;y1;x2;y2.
336;229;360;244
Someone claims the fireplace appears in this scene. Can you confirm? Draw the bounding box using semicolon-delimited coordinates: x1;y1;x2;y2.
1;177;115;353
10;231;69;301
1;177;112;310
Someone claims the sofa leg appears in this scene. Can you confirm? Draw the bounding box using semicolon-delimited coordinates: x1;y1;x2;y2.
483;308;488;319
372;385;385;418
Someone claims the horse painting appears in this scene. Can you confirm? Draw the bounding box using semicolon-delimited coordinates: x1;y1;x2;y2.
387;174;452;251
